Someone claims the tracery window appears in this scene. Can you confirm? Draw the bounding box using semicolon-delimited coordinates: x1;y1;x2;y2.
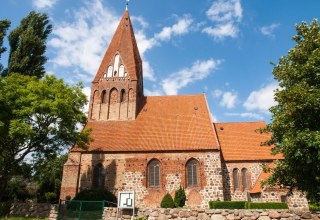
233;168;239;190
92;163;105;189
187;159;198;187
148;159;160;187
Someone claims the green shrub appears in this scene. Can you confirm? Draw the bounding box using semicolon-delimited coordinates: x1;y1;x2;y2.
45;192;57;203
309;203;320;211
174;186;186;207
161;193;175;208
73;189;117;206
245;202;288;209
0;202;12;217
209;201;246;209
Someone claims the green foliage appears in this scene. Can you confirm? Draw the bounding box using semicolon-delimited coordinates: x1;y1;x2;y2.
0;20;11;73
266;19;320;201
209;201;246;209
309;202;320;211
245;202;288;209
7;11;52;78
174;186;186;207
209;201;288;209
34;154;67;203
0;201;12;217
5;177;30;201
160;193;175;208
73;189;117;205
0;73;90;201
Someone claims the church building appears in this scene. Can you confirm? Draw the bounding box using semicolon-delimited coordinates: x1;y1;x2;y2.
60;9;308;209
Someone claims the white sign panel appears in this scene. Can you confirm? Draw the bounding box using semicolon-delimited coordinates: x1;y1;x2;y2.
118;191;135;209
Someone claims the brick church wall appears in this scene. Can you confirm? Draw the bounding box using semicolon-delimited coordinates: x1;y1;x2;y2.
62;151;224;208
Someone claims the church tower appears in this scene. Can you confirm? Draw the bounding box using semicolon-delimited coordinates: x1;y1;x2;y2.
88;10;143;121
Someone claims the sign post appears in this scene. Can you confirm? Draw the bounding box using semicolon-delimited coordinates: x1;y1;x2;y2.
116;191;135;219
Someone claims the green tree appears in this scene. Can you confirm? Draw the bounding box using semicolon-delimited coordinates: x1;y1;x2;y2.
0;73;91;201
7;11;52;78
174;186;186;207
0;20;11;73
266;19;320;201
160;193;175;208
33;154;68;203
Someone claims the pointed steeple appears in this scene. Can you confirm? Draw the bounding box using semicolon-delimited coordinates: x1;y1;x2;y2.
93;10;142;83
89;10;144;122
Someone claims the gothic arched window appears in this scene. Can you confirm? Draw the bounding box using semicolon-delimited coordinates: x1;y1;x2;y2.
233;168;239;190
148;159;160;187
186;159;198;187
92;163;105;189
242;168;248;190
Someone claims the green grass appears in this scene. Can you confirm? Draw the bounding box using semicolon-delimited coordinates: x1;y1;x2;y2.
0;217;47;220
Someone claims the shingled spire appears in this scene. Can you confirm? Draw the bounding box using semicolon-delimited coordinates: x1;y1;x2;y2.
89;10;144;121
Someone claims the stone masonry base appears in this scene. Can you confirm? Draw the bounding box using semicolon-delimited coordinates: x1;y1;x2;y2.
104;207;320;220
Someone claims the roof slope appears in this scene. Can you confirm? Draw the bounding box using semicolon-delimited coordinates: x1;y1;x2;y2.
74;94;218;152
93;11;142;82
214;121;283;161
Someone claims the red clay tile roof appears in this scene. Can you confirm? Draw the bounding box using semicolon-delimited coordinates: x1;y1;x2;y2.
73;94;218;152
214;121;283;161
250;169;271;194
93;11;142;83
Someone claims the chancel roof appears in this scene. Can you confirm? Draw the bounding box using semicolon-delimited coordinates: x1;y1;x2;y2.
214;121;283;161
73;94;219;152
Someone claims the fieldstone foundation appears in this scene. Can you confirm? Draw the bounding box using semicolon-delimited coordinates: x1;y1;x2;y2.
9;202;58;220
104;208;320;220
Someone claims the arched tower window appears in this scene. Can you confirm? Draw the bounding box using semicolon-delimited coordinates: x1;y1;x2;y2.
242;168;248;190
119;65;125;77
107;66;113;78
148;159;160;187
186;159;198;187
233;168;239;190
120;89;125;103
113;54;120;77
101;90;107;104
92;163;105;189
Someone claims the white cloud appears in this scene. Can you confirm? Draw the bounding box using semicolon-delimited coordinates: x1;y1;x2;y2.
203;0;243;40
212;89;238;109
220;91;237;109
225;112;264;120
144;88;164;96
155;15;193;41
48;0;119;78
32;0;57;9
82;86;91;115
210;112;218;122
162;59;221;95
260;23;280;37
203;23;238;39
243;82;279;114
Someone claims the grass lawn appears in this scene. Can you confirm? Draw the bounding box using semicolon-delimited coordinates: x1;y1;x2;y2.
0;217;48;220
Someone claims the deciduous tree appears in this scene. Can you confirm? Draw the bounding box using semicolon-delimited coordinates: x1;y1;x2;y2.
0;20;11;74
7;11;52;78
0;73;91;201
267;19;320;201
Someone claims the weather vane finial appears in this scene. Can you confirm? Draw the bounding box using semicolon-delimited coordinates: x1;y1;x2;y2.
126;0;130;11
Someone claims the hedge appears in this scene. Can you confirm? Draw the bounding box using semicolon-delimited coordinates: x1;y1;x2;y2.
309;203;320;211
209;201;246;209
73;189;117;206
209;201;288;209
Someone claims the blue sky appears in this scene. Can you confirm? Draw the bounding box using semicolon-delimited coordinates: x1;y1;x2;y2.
1;0;319;123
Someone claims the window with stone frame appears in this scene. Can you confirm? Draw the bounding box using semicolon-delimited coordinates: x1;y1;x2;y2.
92;163;105;189
148;159;160;187
186;159;198;187
241;168;248;190
233;168;239;190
